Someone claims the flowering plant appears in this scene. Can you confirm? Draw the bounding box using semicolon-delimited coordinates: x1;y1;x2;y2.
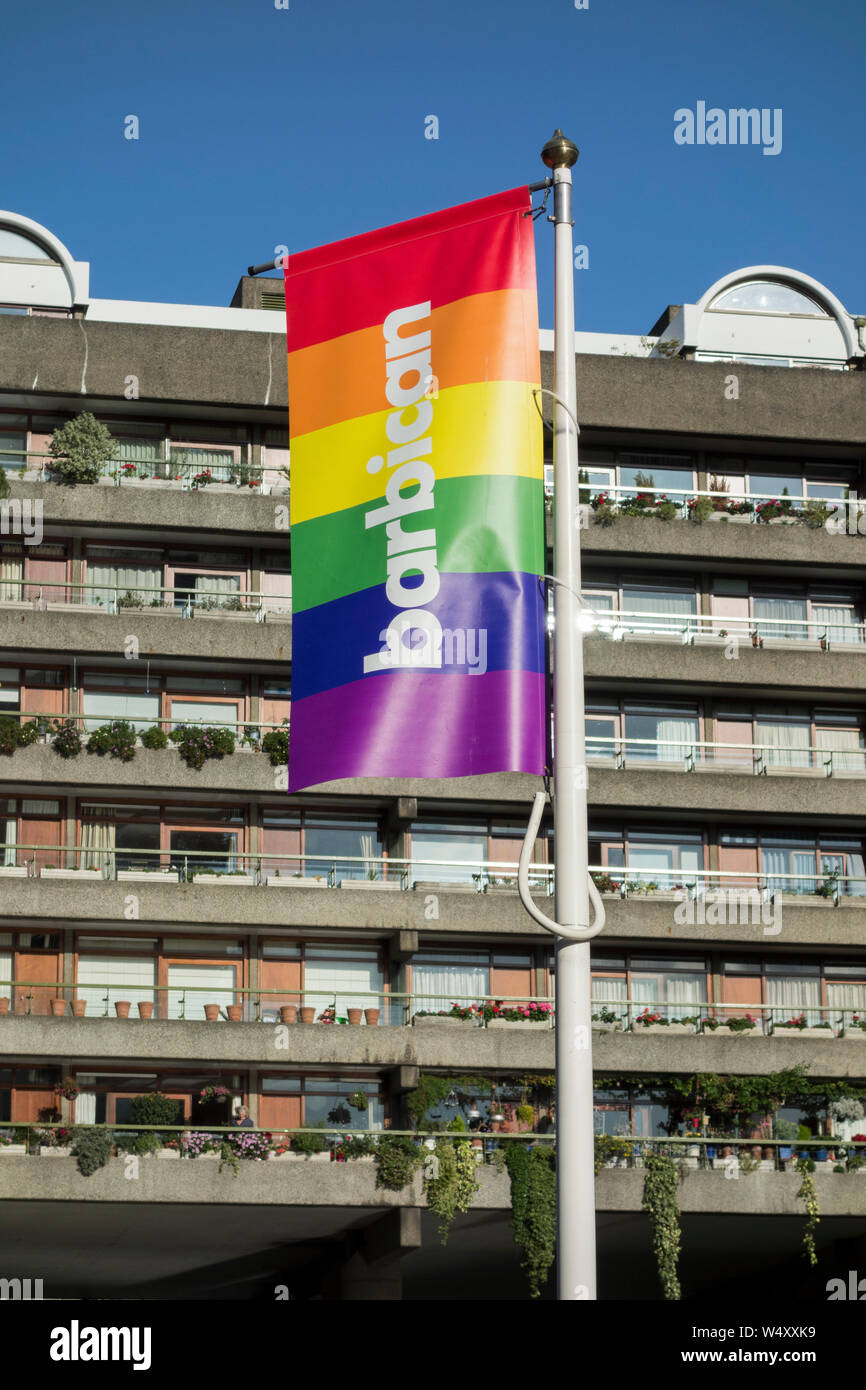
248;479;261;488
221;1130;271;1162
318;1004;336;1024
53;1080;80;1102
776;1014;808;1030
180;1130;220;1157
196;1084;230;1106
475;1000;553;1024
634;1009;665;1026
119;462;137;474
191;469;213;489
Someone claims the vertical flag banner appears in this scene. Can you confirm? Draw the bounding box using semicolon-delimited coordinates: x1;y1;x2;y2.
285;187;545;790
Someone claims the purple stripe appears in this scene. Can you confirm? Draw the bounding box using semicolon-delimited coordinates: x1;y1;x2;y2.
288;669;545;790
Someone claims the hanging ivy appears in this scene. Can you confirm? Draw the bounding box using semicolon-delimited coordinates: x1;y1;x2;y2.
795;1157;819;1266
424;1138;479;1244
641;1154;682;1300
505;1143;557;1299
405;1074;487;1128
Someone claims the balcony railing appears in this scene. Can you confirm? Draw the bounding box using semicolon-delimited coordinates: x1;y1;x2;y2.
590;995;866;1038
581;605;865;649
585;733;866;776
577;480;859;524
1;1125;859;1174
2;844;864;898
0;978;553;1027
0;447;288;495
0;710;288;740
0;576;289;620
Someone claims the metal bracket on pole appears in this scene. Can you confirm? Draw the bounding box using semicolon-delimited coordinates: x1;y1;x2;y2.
517;791;605;941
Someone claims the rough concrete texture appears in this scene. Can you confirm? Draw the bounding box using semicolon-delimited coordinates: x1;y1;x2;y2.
0;607;288;665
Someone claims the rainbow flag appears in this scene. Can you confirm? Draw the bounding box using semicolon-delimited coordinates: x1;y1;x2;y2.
285;187;545;790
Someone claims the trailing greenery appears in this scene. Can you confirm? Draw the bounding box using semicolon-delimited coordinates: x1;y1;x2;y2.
86;720;137;762
71;1126;113;1177
424;1138;479;1245
169;725;236;769
504;1143;557;1299
594;1134;635;1173
261;722;291;767
140;725;168;750
374;1135;423;1190
49;413;115;485
795;1157;820;1266
129;1093;179;1128
0;466;8;498
641;1154;682;1300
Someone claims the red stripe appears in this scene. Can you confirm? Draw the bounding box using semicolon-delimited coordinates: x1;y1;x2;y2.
284;186;534;352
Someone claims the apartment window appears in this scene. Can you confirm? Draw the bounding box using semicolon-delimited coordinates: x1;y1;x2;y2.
76;952;156;1018
302;1080;384;1131
754;715;811;769
629;958;707;1021
81;671;161;732
765;963;822;1027
621;582;697;631
411;950;490;1015
760;840;817;894
623;704;699;762
84;546;163;610
0;667;19;711
166;963;237;1021
0;432;26;472
753;593;808;641
410;821;487;884
170;830;239;875
303;817;383;881
303;947;383;1017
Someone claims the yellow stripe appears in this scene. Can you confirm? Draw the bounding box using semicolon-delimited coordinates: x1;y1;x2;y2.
290;380;542;526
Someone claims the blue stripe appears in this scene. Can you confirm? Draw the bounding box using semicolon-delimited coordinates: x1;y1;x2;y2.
291;571;545;701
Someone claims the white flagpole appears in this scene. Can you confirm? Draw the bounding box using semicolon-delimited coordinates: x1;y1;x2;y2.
521;131;605;1300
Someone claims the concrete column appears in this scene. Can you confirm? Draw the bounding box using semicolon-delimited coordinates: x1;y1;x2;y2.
64;795;76;869
337;1207;421;1300
61;928;75;1005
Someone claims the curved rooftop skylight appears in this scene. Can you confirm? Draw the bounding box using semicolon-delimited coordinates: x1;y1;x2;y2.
708;280;828;316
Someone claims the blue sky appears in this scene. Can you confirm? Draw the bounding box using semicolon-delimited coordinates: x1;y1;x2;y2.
1;0;863;331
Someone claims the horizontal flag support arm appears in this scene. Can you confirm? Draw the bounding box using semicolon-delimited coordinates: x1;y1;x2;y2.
528;178;553;192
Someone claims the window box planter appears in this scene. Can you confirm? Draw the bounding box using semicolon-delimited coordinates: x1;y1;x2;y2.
193;610;253;622
40;867;103;881
45;602;94;613
39;1147;72;1158
0;866;27;878
191;873;256;886
591;1021;621;1032
412;879;478;894
266;875;327;888
703;1024;761;1037
772;1026;836;1039
0;1145;26;1156
707;512;752;524
631;1022;695;1034
157;1149;180;1159
412;1015;477;1027
117;869;179;883
275;1151;331;1162
339;879;401;891
486;1018;550;1030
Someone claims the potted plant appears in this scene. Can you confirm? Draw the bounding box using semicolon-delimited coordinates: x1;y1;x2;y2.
364;1007;380;1026
347;1091;369;1114
203;1004;221;1022
226;1004;243;1022
137;1001;154;1020
299;1006;315;1024
775;1118;799;1163
347;1008;362;1025
49;998;66;1017
54;1079;80;1105
114;1000;131;1019
71;999;87;1018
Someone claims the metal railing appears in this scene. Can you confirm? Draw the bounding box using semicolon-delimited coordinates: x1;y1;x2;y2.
581;605;865;647
0;575;289;619
3;843;865;898
0;447;288;493
580;480;859;519
0;710;288;739
585;733;866;776
590;994;866;1037
0;978;554;1026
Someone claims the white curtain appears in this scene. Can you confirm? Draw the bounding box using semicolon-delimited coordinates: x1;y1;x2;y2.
767;976;821;1027
76;955;155;1016
845;853;866;896
194;575;239;607
0;947;10;1001
86;564;162;609
762;846;816;894
166;963;236;1020
0;558;23;602
623;589;696;634
411;832;487;885
592;978;627;1013
812;604;861;645
412;962;489;1015
826;982;866;1032
304;957;384;1016
756;720;811;769
80;821;115;876
754;597;808;641
75;1092;96;1123
656;718;697;762
815;728;865;774
665;972;706;1017
359;831;376;879
2;805;15;867
169;700;238;730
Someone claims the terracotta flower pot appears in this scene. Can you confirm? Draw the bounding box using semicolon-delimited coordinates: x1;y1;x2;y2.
347;1008;362;1025
114;1001;131;1018
226;1004;243;1022
71;999;87;1018
137;1001;154;1020
279;1005;297;1024
364;1008;380;1026
204;1004;220;1021
50;998;66;1017
299;1006;315;1024
0;998;8;1015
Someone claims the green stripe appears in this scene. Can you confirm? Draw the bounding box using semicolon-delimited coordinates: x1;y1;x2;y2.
291;473;544;613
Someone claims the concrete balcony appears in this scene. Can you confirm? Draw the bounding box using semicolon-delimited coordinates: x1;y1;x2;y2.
588;762;866;818
0;605;288;664
0;1014;555;1070
584;631;866;696
590;1027;866;1080
2;876;865;948
9;479;282;541
578;510;866;569
0;741;280;797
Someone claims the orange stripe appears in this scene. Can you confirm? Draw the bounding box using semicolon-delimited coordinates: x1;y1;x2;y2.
287;287;538;437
